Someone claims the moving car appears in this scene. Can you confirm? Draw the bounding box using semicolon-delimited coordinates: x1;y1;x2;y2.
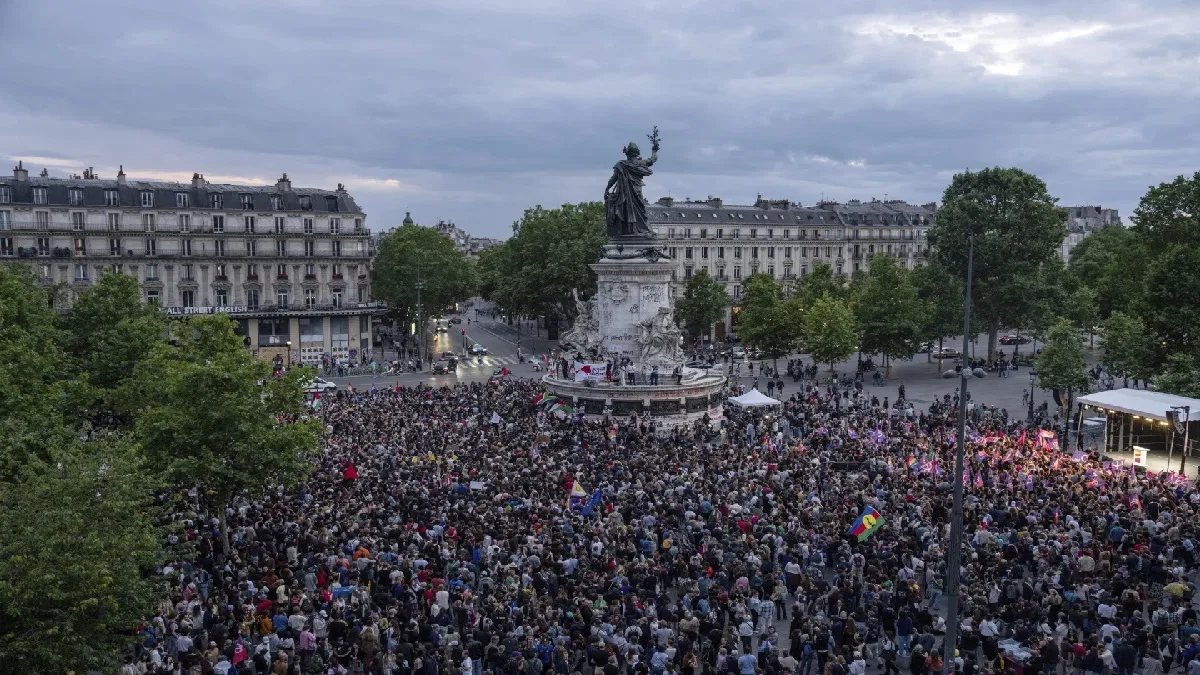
437;325;449;333
729;346;748;360
432;360;448;375
932;347;962;359
448;317;462;325
440;351;459;368
999;334;1031;345
468;343;489;356
305;377;338;393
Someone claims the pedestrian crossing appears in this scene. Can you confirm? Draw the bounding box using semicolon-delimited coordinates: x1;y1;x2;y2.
447;355;526;369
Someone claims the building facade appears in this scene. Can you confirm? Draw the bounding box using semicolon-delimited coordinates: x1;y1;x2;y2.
647;195;937;337
407;213;500;259
0;162;382;365
1061;205;1122;260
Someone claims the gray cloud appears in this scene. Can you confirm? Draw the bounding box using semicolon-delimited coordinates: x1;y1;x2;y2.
1;0;1197;236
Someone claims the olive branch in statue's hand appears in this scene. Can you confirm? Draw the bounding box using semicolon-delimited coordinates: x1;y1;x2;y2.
648;126;661;152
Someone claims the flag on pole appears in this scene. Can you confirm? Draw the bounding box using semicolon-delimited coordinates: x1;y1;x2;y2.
566;480;588;510
581;489;604;517
848;506;884;541
311;393;322;410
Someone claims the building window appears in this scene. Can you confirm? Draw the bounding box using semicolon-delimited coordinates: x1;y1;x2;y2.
144;238;156;256
212;215;224;233
246;240;256;257
139;191;153;208
181;290;195;308
0;186;10;203
276;264;288;278
0;211;9;229
142;214;155;232
783;229;790;239
177;214;190;232
247;289;260;310
331;290;342;308
273;217;287;234
357;285;366;303
331;240;341;257
701;247;709;260
209;193;223;209
299;196;312;211
0;237;12;256
767;247;775;259
304;240;315;257
331;263;341;278
684;266;693;279
175;192;189;208
325;196;339;212
214;263;226;278
684;247;693;260
181;239;192;256
35;211;49;230
304;289;316;309
330;218;341;234
271;196;283;211
304;263;315;277
785;246;792;258
240;194;254;210
74;237;87;255
110;263;124;274
109;238;122;256
716;266;725;279
145;289;160;305
354;218;362;232
145;264;158;281
733;266;742;280
181;264;194;281
733;248;742;259
303;218;313;234
768;265;775;277
751;248;759;260
277;240;288;257
74;264;89;281
67;188;84;206
244;216;256;233
214;239;225;256
36;237;50;256
215;289;228;307
100;189;118;207
717;246;725;259
32;187;48;204
276;290;289;307
72;212;85;230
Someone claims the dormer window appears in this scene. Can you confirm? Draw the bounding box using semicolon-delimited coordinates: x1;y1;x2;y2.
33;187;48;204
240;194;254;210
299;196;312;211
69;188;84;205
139;191;154;207
271;196;283;210
210;193;223;209
176;192;189;208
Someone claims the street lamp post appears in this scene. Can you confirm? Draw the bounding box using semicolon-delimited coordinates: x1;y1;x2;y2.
416;278;425;370
1171;405;1191;474
1028;370;1037;423
940;235;982;675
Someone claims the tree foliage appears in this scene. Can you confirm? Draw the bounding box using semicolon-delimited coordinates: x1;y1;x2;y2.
478;203;606;322
911;261;964;362
0;439;161;673
795;262;849;309
1036;319;1090;397
1155;352;1200;398
1132;171;1200;255
927;167;1067;360
804;293;858;371
371;223;476;327
854;255;923;374
737;274;801;365
1099;311;1153;386
1067;225;1144;319
674;268;729;339
126;315;321;546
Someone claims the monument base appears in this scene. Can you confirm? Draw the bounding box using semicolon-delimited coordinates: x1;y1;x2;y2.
542;369;727;424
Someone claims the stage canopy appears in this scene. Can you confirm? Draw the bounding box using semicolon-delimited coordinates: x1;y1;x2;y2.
729;388;782;408
1077;388;1200;423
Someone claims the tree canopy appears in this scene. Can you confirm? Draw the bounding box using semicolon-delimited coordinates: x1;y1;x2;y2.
371;223;476;328
736;274;802;366
1036;318;1090;398
854;255;923;374
804;293;858;371
1099;311;1153;387
674;268;729;339
911;261;964;363
927;167;1066;360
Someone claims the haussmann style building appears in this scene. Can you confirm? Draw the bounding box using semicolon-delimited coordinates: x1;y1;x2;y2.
0;162;383;366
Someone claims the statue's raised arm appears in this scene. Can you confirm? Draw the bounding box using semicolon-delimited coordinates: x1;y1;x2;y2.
646;126;661;166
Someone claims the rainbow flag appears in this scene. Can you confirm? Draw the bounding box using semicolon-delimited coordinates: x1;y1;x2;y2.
905;455;918;471
847;506;884;541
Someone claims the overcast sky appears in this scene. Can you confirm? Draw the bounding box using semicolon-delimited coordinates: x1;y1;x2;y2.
1;1;1197;239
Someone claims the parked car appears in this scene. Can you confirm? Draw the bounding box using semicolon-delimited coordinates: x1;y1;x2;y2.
468;343;489;355
932;347;962;359
304;377;338;393
999;334;1031;345
730;346;748;360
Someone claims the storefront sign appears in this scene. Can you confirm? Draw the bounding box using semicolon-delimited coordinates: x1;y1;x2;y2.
166;306;247;316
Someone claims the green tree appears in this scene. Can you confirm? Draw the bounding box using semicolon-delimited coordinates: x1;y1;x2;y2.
0;439;161;673
1155;352;1200;398
804;293;858;372
1132;171;1200;254
496;203;606;327
1099;311;1153;388
911;261;964;366
1065;284;1100;347
62;272;166;421
372;223;477;330
1139;245;1200;363
1067;225;1145;319
674;268;729;339
855;255;923;375
795;262;848;309
737;274;800;369
1036;319;1090;417
126;315;321;548
927;167;1067;360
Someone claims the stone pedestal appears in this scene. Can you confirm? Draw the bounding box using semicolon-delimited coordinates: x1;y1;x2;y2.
591;246;676;363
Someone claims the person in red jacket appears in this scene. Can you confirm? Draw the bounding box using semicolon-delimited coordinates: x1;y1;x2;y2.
342;462;358;483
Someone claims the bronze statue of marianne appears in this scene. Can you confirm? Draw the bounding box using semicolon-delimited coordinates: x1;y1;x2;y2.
605;126;661;240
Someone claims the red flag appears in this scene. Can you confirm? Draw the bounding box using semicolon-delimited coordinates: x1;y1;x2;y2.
501;367;510;377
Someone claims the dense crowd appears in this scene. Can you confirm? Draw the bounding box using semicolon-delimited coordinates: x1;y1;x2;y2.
127;374;1200;675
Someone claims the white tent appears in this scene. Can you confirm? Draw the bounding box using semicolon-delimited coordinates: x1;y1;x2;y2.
1077;388;1200;422
729;388;782;407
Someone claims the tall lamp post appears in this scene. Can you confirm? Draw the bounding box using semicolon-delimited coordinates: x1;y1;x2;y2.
416;277;425;369
940;235;986;675
1027;370;1037;423
1170;405;1191;474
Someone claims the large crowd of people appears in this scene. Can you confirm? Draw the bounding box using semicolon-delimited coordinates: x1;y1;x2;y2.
127;373;1200;675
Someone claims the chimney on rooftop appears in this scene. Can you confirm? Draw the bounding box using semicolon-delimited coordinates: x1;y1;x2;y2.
706;196;722;208
192;172;206;188
276;173;292;192
39;168;49;177
13;160;28;182
117;165;126;185
336;183;347;194
657;197;674;207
